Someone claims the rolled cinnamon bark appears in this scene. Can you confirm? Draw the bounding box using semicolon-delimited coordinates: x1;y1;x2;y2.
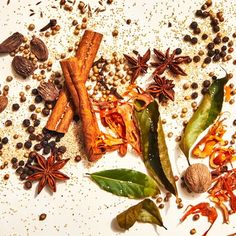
45;30;103;133
61;57;104;161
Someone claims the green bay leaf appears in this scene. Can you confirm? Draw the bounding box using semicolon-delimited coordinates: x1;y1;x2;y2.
117;199;166;230
134;98;177;196
89;168;160;199
180;76;228;164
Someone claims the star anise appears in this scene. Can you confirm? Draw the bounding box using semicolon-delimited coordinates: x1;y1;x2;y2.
124;49;150;84
147;75;175;101
27;153;70;194
151;48;190;76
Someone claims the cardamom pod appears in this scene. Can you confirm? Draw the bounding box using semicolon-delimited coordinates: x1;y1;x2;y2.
0;32;24;53
0;96;8;113
12;56;35;78
30;37;48;61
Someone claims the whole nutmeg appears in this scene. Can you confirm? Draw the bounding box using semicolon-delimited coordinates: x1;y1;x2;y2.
184;163;212;193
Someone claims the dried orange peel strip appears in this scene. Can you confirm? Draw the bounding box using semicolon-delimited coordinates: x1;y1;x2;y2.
192;117;227;158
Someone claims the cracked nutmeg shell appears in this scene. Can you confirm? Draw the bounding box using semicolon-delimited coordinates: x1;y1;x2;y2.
12;56;35;78
0;96;8;113
30;37;48;61
37;81;59;102
0;32;24;53
184;163;212;193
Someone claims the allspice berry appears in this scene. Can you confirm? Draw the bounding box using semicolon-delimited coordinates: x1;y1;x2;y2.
184;163;212;193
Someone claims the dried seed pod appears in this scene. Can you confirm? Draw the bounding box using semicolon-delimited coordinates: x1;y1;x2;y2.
0;96;8;113
37;81;59;102
184;163;212;193
30;37;48;61
0;32;24;53
12;56;35;78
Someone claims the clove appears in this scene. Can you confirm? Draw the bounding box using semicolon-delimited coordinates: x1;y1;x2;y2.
40;19;57;32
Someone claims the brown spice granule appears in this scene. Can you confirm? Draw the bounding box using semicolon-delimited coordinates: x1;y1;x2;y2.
39;213;47;221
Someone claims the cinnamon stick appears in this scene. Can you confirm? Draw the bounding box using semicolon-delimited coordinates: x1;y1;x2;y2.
45;87;74;133
45;30;103;133
61;57;103;161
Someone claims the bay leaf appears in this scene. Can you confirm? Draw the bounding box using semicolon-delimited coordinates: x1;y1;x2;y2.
180;76;228;164
134;97;177;196
89;168;160;199
116;199;166;230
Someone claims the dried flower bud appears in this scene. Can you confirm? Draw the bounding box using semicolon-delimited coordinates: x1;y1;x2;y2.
184;163;212;193
37;81;59;102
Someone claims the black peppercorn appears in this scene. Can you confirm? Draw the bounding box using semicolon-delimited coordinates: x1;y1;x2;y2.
191;37;198;44
201;88;208;95
35;95;42;103
203;80;211;87
195;10;203;17
213;54;221;62
207;42;215;50
27;126;35;134
202;11;209;18
31;88;38;95
18;160;25;166
44;133;52;141
0;143;3;150
193;28;201;34
207;50;215;57
24;140;32;149
214;49;220;55
58;146;67;154
29;134;37;141
191;92;198;99
233;120;236;126
75;155;82;162
20;173;27;180
222;36;229;43
42;108;50;116
43;146;51;155
24;181;32;189
212;76;217;80
190;22;198;29
29;104;36;112
11;157;18;164
191;82;198;89
23;119;30;127
204;57;212;64
5;120;12;127
175;48;182;55
213;25;220;33
16;142;23;149
30;113;37;120
184;35;191;42
16;167;24;175
201;33;208;40
193;56;201;63
33;119;40;127
2;137;8;144
221;45;227;51
213;37;221;44
34;143;42;151
220;51;226;58
211;18;219;26
12;103;20;111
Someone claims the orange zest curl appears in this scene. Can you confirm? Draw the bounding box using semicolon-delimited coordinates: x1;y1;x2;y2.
192;117;227;158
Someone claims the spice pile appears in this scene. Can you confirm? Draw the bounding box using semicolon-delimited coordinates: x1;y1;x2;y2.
0;0;236;235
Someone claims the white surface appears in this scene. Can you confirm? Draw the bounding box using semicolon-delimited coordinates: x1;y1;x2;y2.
0;0;236;235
